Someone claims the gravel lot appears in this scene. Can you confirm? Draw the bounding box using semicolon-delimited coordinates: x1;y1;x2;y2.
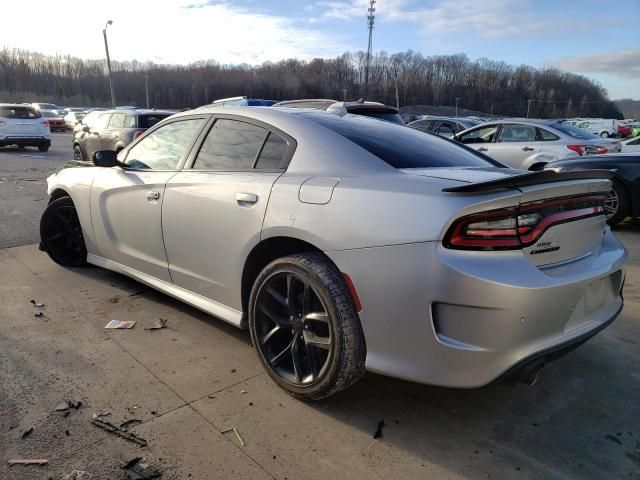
0;136;639;479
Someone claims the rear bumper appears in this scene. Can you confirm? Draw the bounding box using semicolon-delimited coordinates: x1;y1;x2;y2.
0;136;51;147
327;229;627;388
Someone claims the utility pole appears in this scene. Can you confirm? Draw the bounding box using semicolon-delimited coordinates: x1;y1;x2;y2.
342;89;347;101
103;20;116;108
145;72;150;109
526;98;532;118
364;0;376;96
455;97;460;117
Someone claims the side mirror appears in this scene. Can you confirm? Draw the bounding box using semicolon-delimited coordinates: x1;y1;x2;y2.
93;150;118;167
81;124;90;132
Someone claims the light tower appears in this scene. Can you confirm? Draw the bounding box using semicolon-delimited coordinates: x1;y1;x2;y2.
364;0;376;95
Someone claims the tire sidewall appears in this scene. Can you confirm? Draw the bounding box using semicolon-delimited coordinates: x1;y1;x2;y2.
40;196;87;267
607;181;630;227
249;256;350;399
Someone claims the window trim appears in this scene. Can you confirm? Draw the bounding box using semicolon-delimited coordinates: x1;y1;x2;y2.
120;114;210;172
184;113;297;173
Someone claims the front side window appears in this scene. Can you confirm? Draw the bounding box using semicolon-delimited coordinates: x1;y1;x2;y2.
437;123;456;136
193;119;268;170
499;124;536;143
124;118;205;170
459;125;498;144
124;115;136;128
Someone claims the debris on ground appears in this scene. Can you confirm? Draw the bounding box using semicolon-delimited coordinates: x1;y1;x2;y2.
62;470;92;479
21;427;34;439
92;411;111;419
605;434;622;446
144;318;168;331
53;400;83;412
128;290;146;297
373;419;385;439
222;427;245;447
7;458;48;466
30;299;45;307
104;320;136;329
34;312;45;317
91;418;147;446
120;419;143;430
122;457;161;479
109;297;119;303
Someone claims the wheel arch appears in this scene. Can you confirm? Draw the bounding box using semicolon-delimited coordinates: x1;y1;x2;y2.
48;188;72;204
241;236;334;313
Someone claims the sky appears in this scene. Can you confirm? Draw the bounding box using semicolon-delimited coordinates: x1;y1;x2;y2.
1;0;638;99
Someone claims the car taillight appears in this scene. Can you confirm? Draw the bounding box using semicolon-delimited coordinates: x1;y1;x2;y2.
566;145;584;155
596;146;608;154
133;130;144;139
41;120;49;126
444;194;606;251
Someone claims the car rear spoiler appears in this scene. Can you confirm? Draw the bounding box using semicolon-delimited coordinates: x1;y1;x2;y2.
442;170;613;193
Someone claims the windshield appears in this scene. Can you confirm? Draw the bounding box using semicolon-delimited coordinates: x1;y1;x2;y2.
554;121;600;140
0;106;42;119
41;111;60;118
302;112;502;169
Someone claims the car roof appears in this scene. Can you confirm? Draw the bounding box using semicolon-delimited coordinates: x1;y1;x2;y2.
104;109;175;115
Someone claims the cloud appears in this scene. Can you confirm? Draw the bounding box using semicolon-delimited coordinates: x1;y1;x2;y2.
0;0;352;65
315;0;590;38
549;49;640;79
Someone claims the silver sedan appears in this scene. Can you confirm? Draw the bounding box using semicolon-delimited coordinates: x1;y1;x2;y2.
41;106;627;400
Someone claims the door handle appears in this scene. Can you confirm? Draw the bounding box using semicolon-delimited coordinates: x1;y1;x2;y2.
146;191;160;201
478;147;488;152
236;192;258;205
522;146;535;151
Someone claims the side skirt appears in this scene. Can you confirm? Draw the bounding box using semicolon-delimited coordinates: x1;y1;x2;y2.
87;254;246;328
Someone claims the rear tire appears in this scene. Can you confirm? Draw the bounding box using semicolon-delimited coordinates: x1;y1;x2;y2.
600;131;609;138
40;196;87;267
73;145;85;161
605;180;630;227
249;253;366;401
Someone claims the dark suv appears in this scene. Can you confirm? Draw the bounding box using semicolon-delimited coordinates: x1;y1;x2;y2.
73;109;174;161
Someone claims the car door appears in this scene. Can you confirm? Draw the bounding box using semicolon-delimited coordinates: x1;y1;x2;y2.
101;113;126;151
486;123;540;169
83;113;111;160
90;116;207;282
162;115;294;311
457;124;499;156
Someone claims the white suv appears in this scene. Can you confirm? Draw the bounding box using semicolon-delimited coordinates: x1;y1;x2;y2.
0;104;51;152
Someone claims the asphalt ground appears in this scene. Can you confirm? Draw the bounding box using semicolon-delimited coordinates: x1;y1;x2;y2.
0;133;639;479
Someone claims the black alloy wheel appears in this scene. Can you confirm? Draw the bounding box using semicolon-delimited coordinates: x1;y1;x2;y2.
73;145;84;161
40;196;87;267
249;253;366;400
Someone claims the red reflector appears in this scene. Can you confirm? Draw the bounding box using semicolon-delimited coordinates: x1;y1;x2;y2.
596;146;608;154
133;130;144;139
342;273;362;313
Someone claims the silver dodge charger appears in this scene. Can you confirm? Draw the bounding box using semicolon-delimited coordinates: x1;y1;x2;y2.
41;106;627;400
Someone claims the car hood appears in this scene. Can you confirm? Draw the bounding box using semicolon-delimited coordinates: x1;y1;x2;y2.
400;166;523;184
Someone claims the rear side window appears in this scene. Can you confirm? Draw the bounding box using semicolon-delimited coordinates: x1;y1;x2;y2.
124;115;136;128
108;113;126;129
305;113;500;169
499;124;536;142
138;114;170;128
255;132;288;169
193;119;268;170
538;128;560;141
0;106;41;119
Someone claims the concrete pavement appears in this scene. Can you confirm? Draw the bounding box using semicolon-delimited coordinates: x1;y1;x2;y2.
1;233;639;479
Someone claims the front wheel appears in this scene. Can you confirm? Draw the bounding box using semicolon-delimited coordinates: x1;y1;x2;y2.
604;180;630;227
40;196;87;266
73;145;85;161
249;253;366;400
600;131;609;138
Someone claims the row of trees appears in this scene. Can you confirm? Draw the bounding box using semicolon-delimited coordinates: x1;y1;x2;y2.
0;48;623;118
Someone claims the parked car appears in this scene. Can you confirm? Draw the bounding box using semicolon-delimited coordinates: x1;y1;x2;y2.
212;96;277;107
618;123;632;138
273;99;405;124
72;109;174;161
32;102;60;113
454;119;619;170
567;118;618;138
41;110;66;132
621;136;640;153
41;106;626;399
546;153;640;226
64;111;87;130
0;103;51;151
72;110;106;136
408;116;480;137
